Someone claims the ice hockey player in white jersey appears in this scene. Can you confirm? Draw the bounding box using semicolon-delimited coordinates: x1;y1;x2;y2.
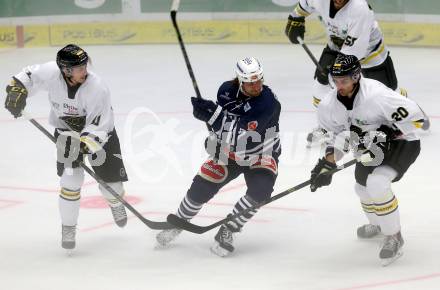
285;0;430;145
309;54;423;266
4;44;129;251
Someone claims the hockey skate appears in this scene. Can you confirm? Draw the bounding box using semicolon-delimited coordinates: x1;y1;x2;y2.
110;204;127;227
62;225;76;251
380;232;404;266
155;228;182;248
357;224;381;239
210;224;236;257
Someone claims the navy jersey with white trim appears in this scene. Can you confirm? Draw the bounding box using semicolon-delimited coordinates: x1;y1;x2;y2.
214;80;281;159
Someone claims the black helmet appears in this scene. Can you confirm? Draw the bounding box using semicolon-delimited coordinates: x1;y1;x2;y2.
56;44;88;70
330;53;361;81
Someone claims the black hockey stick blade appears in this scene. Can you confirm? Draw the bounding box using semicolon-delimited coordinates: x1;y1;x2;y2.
167;214;210;234
24;113;173;231
166;179;311;234
141;217;174;230
167;158;357;234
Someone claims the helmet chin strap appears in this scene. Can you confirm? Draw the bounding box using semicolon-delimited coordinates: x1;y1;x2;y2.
346;80;360;98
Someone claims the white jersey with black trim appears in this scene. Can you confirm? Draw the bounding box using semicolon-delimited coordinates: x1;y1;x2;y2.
292;0;387;67
14;61;115;143
317;77;424;143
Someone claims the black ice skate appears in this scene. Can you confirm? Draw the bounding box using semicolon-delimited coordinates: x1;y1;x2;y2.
357;224;381;239
110;204;127;227
380;231;404;266
211;224;237;257
62;225;76;251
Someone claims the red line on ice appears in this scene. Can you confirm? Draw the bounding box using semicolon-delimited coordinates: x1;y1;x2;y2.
0;199;24;210
333;272;440;290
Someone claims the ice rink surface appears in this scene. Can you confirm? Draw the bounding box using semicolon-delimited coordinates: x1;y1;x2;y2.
0;44;439;290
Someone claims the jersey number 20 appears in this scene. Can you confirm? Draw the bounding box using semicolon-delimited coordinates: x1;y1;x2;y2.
391;107;408;121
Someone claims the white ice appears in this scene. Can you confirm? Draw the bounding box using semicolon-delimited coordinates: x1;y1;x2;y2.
0;44;439;290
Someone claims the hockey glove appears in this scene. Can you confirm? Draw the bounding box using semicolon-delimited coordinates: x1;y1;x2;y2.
59;116;86;133
80;133;104;155
310;157;337;192
5;77;28;118
285;15;305;44
191;97;224;127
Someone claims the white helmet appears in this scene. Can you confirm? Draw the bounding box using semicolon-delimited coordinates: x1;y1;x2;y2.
235;57;264;83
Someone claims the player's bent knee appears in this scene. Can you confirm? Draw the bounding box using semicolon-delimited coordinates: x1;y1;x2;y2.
246;175;276;202
99;182;125;198
187;176;220;204
366;172;393;200
354;182;371;200
60;167;84;191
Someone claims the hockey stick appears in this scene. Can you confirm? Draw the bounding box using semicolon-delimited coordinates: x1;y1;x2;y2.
23;112;173;230
170;0;212;132
170;0;202;99
297;36;334;89
296;36;325;76
167;158;357;234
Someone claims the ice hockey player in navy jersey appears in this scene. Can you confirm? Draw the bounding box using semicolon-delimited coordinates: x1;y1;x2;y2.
285;0;429;146
156;57;281;257
4;44;128;251
309;54;423;266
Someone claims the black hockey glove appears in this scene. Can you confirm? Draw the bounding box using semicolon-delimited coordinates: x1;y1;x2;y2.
310;157;337;192
5;77;28;118
59;116;86;133
285;15;305;44
191;97;223;127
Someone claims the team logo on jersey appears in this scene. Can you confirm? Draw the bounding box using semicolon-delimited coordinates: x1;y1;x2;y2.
63;103;79;115
247;121;258;131
244;102;251;112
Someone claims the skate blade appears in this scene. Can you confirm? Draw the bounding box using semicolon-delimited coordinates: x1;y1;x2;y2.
65;249;74;257
210;242;231;257
381;250;403;267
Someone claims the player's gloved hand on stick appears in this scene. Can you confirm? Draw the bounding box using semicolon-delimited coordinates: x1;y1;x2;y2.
285;15;305;44
191;97;223;126
5;77;28;118
79;133;103;155
310;157;337;192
